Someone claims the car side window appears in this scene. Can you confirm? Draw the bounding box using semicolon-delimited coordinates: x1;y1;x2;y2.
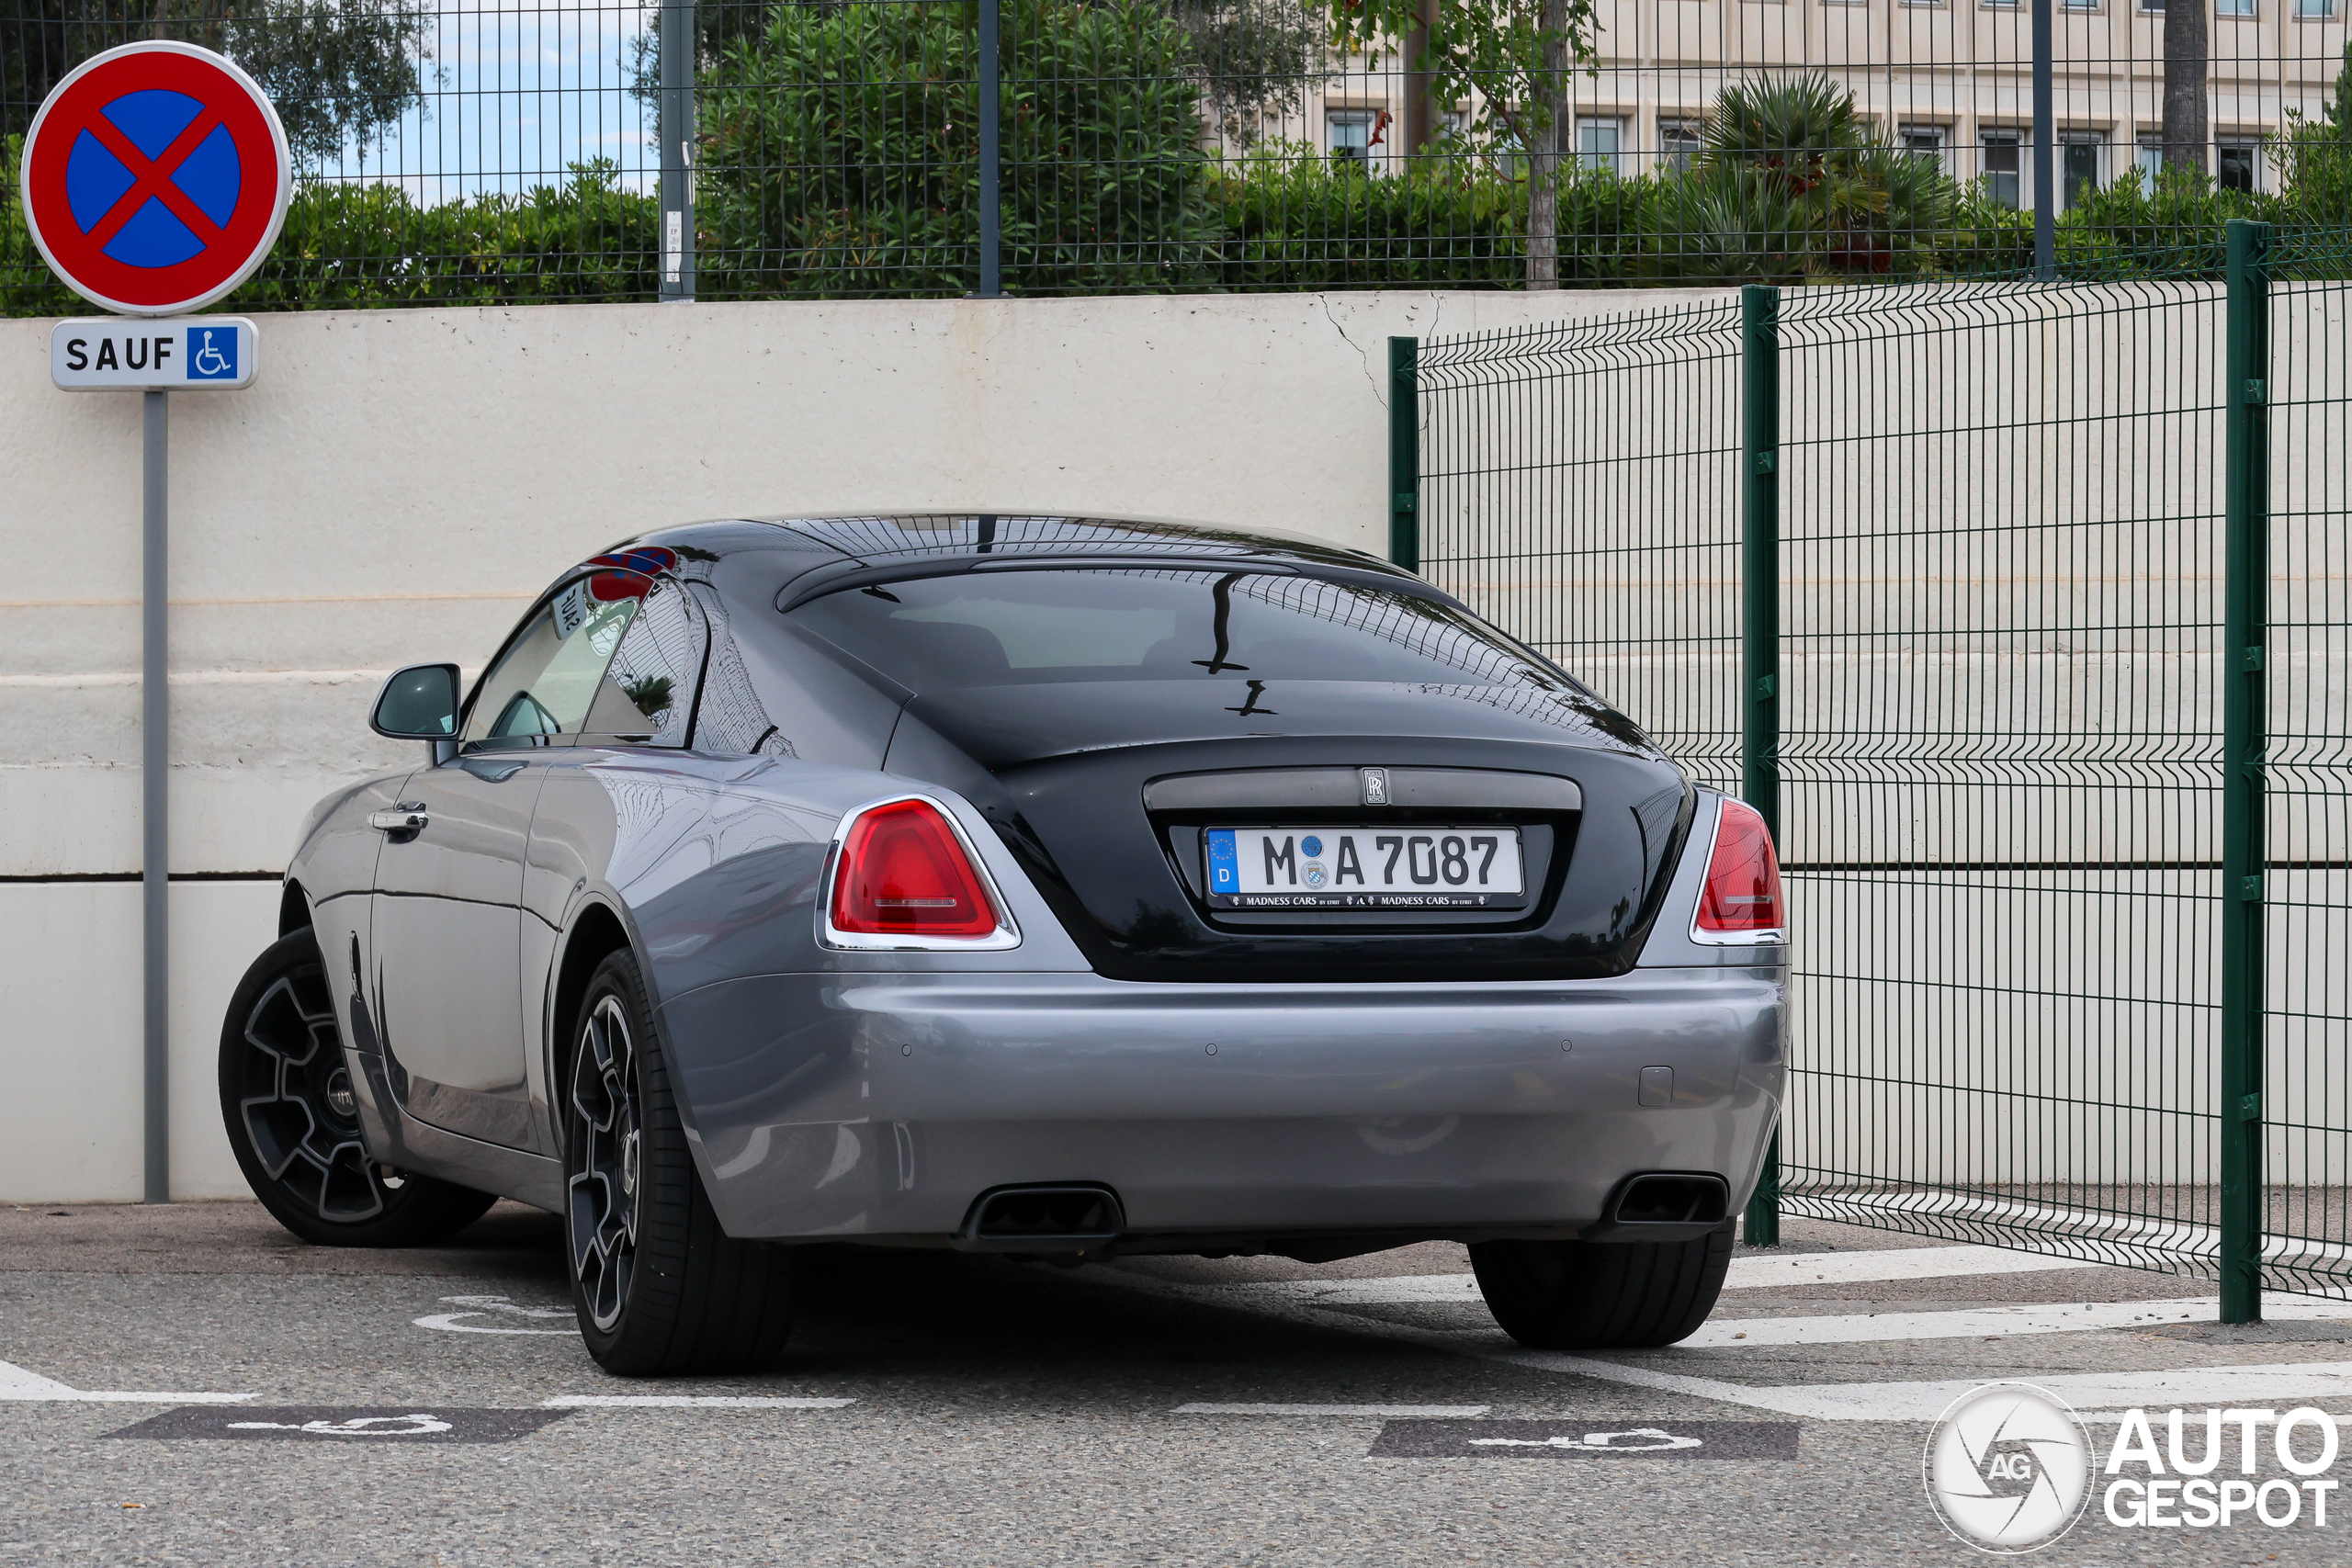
578;577;704;747
683;581;802;759
462;576;643;748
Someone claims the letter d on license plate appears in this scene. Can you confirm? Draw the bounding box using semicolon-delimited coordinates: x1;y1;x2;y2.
1204;827;1528;910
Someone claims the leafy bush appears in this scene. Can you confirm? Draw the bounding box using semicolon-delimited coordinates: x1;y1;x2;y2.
695;0;1220;297
1214;150;1525;288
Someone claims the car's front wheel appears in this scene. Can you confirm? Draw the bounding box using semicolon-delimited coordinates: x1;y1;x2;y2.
1469;1221;1736;1349
220;929;495;1247
563;947;797;1375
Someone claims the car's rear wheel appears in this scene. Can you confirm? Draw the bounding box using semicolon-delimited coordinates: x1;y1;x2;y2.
220;929;496;1247
564;947;797;1375
1469;1221;1736;1349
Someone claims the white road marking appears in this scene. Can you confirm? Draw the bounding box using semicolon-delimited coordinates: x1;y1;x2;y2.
1174;1403;1490;1416
542;1395;856;1408
1148;1246;2132;1315
1692;1292;2352;1348
1501;1355;2352;1424
0;1357;249;1404
413;1294;578;1336
1081;1259;2352;1426
1723;1245;2123;1289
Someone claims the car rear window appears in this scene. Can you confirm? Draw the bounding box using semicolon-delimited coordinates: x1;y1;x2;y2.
786;568;1570;692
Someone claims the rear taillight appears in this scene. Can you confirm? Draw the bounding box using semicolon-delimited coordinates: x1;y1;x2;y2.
827;798;1008;942
1694;798;1785;937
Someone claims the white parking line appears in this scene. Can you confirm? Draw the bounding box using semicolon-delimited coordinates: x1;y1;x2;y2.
1504;1354;2352;1423
1692;1293;2352;1348
1175;1403;1490;1416
0;1357;250;1404
543;1395;856;1409
1132;1246;2125;1314
1723;1245;2123;1290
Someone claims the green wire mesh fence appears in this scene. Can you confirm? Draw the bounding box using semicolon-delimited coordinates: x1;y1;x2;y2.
1412;224;2351;1306
6;0;2352;311
2267;237;2352;1298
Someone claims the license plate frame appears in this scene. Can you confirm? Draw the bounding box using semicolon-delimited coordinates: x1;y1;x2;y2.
1202;826;1530;911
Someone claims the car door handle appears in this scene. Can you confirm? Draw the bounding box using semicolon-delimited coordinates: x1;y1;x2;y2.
370;805;429;833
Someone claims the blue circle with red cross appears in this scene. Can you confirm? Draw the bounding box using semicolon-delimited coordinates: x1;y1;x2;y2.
19;42;290;316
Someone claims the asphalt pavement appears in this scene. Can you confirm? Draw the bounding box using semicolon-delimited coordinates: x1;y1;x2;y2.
2;1200;2342;1565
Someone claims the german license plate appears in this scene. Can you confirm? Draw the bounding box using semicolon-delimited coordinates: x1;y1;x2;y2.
1204;827;1527;909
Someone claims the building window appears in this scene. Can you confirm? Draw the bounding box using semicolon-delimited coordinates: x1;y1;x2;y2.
2295;0;2336;17
1984;130;2022;209
1328;110;1380;166
2217;139;2262;191
2217;0;2256;15
1900;125;1949;170
1659;118;1702;174
2137;133;2165;183
2062;136;2102;207
1577;118;1623;175
2139;0;2162;9
2060;0;2097;10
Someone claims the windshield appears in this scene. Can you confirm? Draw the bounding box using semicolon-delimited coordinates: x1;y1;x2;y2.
786;568;1569;693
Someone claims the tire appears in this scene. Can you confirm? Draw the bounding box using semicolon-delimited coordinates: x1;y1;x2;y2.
219;928;496;1247
563;947;797;1376
1469;1220;1736;1349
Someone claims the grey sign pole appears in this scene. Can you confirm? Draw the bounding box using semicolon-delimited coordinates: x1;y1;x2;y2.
659;0;695;300
2031;0;2055;281
142;388;169;1204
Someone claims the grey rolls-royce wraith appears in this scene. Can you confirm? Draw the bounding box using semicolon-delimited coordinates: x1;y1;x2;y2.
219;514;1787;1374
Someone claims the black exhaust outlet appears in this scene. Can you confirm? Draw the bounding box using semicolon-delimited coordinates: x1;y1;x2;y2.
1582;1172;1731;1240
957;1184;1125;1253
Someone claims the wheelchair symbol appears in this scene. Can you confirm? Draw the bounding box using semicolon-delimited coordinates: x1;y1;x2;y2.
186;326;237;380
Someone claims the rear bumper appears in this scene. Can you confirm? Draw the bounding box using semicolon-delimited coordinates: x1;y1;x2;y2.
656;966;1785;1245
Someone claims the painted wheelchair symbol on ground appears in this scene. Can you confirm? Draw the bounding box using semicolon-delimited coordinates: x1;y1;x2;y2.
412;1294;581;1336
17;41;291;315
109;1406;571;1444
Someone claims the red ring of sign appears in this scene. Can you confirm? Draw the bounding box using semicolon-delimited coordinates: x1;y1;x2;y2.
20;43;290;316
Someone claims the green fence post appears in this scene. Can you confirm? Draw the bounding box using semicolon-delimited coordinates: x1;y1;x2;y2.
1740;284;1783;1247
1389;337;1419;572
2220;219;2274;1325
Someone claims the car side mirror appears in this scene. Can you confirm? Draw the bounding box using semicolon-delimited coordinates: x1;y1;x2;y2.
372;663;462;761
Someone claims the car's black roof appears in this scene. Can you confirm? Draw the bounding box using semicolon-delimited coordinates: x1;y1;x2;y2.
633;513;1400;574
572;513;1436;615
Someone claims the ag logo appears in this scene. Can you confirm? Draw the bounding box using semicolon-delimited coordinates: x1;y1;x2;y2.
1923;1382;2092;1552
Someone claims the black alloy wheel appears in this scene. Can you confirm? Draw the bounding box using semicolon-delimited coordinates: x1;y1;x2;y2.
1469;1220;1736;1349
219;929;495;1247
562;947;797;1375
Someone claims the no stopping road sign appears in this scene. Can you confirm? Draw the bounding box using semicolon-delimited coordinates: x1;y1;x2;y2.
17;41;291;317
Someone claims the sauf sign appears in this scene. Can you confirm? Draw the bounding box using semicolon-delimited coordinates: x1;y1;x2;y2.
52;319;256;389
17;39;288;1204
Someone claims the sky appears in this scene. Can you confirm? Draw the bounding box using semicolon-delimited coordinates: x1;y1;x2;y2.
337;0;659;201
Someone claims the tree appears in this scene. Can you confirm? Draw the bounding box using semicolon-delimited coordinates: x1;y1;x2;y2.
3;0;435;170
2161;0;2208;177
1172;0;1325;149
1320;0;1600;288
